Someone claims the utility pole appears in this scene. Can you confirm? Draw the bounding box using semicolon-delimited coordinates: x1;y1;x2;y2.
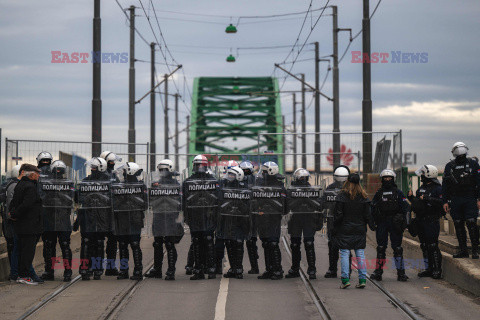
292;93;297;170
362;0;373;174
282;115;286;173
92;0;102;157
300;74;306;170
186;115;190;155
175;94;179;172
128;6;135;162
332;6;341;169
164;74;169;157
150;42;156;171
314;42;321;174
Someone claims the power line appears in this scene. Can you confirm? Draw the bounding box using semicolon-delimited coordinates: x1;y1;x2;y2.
114;0;150;46
338;0;383;64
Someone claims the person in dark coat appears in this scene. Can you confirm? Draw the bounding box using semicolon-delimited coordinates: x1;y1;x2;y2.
332;173;375;289
9;164;43;285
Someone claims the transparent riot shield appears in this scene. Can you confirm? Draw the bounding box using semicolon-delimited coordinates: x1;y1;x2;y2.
183;178;219;232
250;183;286;239
111;182;146;236
148;172;184;240
217;187;252;240
40;178;75;232
286;186;322;238
77;180;112;233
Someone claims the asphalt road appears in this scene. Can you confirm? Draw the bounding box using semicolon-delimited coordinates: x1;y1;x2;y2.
1;229;480;320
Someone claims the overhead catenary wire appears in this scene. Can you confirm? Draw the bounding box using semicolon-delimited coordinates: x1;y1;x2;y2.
114;0;150;46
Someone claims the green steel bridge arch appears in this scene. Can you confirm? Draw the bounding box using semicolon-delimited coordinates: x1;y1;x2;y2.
188;77;284;170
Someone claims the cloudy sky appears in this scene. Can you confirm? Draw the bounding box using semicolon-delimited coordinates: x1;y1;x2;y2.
1;0;479;172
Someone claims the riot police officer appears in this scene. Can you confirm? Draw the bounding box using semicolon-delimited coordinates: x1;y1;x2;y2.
442;142;480;259
183;155;219;280
37;151;53;176
215;160;240;274
40;161;74;282
112;162;146;280
217;166;251;279
240;160;259;274
370;169;410;282
146;159;184;280
252;161;286;280
100;151;122;276
285;168;322;280
409;165;443;279
321;165;349;278
76;157;112;280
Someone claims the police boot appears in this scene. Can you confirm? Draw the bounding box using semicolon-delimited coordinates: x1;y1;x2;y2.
105;234;119;276
246;238;259;274
466;218;479;259
285;241;301;278
370;246;386;281
453;220;469;258
41;239;55;281
146;241;163;278
324;241;338;278
417;243;433;278
258;242;273;279
190;236;205;280
234;240;244;279
394;247;409;282
117;241;129;280
223;241;236;278
164;242;177;281
60;240;73;282
93;239;105;280
206;235;217;279
130;241;143;280
270;242;284;280
185;242;194;275
429;243;443;279
304;241;317;280
79;237;91;281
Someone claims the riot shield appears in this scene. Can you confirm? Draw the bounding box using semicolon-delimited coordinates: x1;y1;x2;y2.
112;182;146;235
77;181;112;233
322;187;341;218
286;186;322;237
217;188;252;240
149;172;184;239
250;185;285;239
183;178;219;232
41;178;74;232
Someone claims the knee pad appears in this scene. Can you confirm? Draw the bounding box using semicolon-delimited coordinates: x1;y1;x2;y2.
153;241;162;248
235;239;243;246
290;242;300;249
192;236;201;244
269;241;279;249
165;242;175;250
82;237;90;246
60;240;70;249
206;235;214;242
427;243;438;251
304;241;314;249
131;241;140;249
466;218;477;226
393;246;403;256
377;246;386;255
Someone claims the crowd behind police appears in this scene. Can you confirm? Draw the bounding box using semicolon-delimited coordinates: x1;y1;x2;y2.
0;141;478;289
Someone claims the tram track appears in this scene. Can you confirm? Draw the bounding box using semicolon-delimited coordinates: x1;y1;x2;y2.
281;235;423;320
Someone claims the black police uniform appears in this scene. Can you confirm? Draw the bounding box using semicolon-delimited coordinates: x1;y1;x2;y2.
442;155;480;258
321;180;344;277
285;180;321;279
243;173;259;274
371;181;410;281
104;167;120;276
408;178;443;278
182;171;219;280
254;173;286;280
